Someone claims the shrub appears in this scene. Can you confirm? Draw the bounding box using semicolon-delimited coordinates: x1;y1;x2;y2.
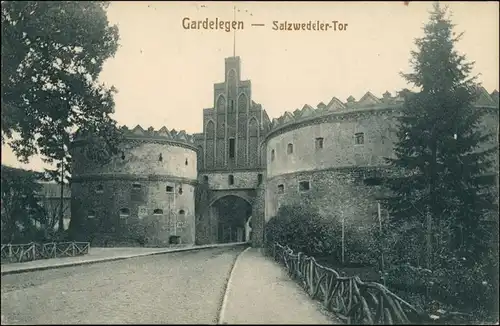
264;204;332;257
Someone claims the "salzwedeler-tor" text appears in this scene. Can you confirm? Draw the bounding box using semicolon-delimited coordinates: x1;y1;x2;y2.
272;20;348;31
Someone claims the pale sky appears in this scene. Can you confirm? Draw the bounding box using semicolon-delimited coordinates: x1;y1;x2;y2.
2;1;499;172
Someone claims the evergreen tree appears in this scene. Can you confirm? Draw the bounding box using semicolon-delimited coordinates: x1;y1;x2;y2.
384;3;497;268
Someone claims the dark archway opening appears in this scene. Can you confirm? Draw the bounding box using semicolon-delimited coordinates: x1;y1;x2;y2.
212;195;252;243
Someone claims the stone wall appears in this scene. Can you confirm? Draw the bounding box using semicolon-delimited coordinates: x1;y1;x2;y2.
72;140;197;179
71;178;196;246
71;132;198;246
199;170;264;190
265;168;385;227
266;109;399;179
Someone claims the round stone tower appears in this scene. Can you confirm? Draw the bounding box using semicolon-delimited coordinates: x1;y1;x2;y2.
70;125;198;246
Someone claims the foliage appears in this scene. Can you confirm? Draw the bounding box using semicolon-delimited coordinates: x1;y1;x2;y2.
1;1;123;175
344;224;380;266
381;3;497;269
264;204;333;257
0;165;45;243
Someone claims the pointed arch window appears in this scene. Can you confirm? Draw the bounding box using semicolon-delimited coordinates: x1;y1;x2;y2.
206;120;215;140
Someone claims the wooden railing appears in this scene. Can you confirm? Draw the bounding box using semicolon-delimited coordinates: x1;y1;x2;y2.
269;242;433;325
1;242;90;263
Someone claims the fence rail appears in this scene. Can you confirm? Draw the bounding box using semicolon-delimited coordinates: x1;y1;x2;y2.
0;242;90;263
269;242;434;325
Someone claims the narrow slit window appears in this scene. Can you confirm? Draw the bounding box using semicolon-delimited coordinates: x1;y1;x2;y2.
229;138;235;158
271;149;275;162
228;174;234;185
119;208;130;217
159;153;163;162
185;158;188;166
121;152;125;160
96;184;104;194
277;184;284;194
299;181;311;192
257;174;263;185
178;186;183;195
203;175;209;182
287;143;293;154
315;138;324;150
355;133;365;145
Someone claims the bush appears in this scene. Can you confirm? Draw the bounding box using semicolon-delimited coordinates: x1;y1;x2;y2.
386;263;433;292
264;204;332;257
430;256;497;315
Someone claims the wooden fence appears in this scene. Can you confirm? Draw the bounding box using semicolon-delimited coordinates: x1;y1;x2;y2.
269;242;434;325
0;242;90;263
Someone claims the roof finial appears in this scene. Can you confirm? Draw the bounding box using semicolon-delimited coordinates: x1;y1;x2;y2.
233;5;236;57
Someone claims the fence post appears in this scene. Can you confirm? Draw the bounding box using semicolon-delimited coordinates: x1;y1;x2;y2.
309;259;314;295
9;244;12;257
54;243;57;258
72;242;75;256
32;243;36;260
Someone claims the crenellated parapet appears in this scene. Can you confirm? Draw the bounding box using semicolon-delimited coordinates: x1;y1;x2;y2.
119;125;196;146
266;87;499;138
73;124;198;152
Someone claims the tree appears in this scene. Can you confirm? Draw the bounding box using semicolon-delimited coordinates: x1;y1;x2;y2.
383;3;497;268
2;1;124;232
0;165;46;243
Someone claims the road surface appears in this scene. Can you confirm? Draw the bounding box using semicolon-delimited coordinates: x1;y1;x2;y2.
1;246;244;324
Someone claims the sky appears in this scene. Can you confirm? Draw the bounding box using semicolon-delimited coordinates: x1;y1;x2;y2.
2;1;499;172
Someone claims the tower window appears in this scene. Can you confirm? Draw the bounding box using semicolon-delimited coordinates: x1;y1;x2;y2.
95;184;104;194
315;138;324;150
228;174;234;185
119;208;130;217
299;181;311;192
277;184;285;194
287;143;293;154
178;186;183;195
179;209;185;215
121;152;125;160
166;185;174;193
257;174;263;185
132;183;141;190
185;158;188;165
159;153;163;162
229;138;235;158
355;133;365;145
203;175;209;182
271;149;275;161
153;209;163;215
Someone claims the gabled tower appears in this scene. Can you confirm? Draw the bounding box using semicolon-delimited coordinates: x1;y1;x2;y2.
200;56;268;170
